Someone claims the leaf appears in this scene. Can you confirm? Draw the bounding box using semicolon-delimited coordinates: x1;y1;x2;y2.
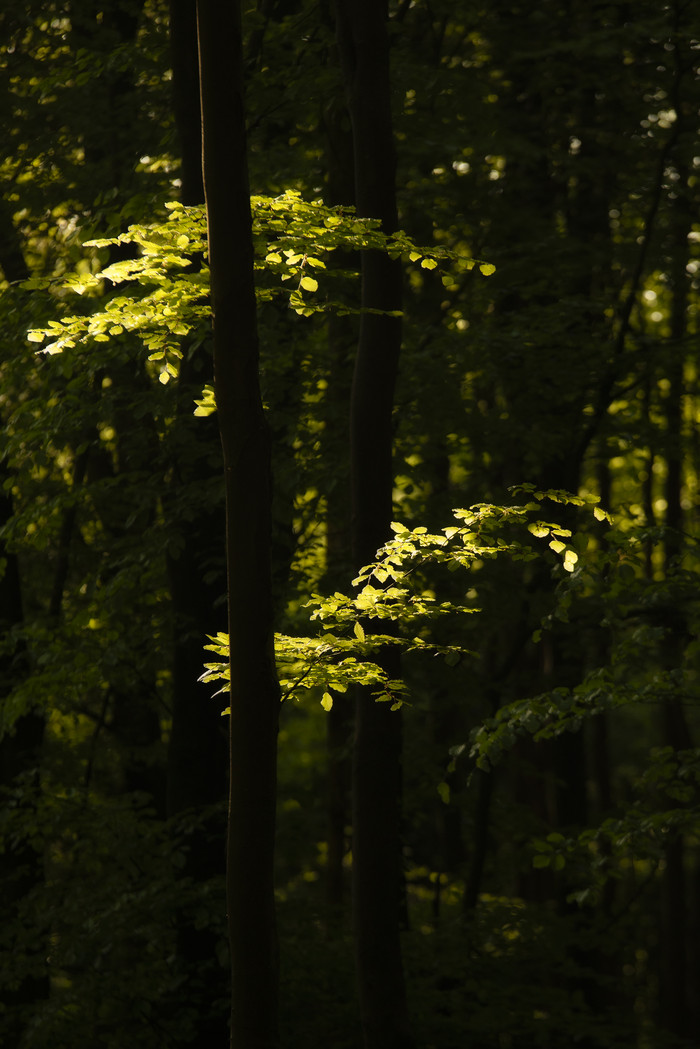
532;854;551;869
300;275;319;292
549;539;566;554
593;506;608;522
27;331;45;343
479;262;496;276
321;692;334;711
354;621;366;642
437;781;450;804
420;258;438;270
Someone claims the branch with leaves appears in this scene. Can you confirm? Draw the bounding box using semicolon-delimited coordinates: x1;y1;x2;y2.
25;189;495;393
201;490;609;715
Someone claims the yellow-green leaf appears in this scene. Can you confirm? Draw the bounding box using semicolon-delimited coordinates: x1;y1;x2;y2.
321;692;333;711
479;263;496;276
300;275;318;292
420;258;438;270
528;523;550;538
354;621;365;642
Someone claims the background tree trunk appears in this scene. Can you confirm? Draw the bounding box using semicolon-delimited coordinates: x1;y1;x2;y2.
335;3;412;1047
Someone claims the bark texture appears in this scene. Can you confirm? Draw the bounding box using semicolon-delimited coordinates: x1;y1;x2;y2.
335;3;412;1047
196;3;280;1047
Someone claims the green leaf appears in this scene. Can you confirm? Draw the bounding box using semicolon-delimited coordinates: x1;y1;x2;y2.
479;262;496;276
563;550;579;572
532;854;551;869
549;539;566;554
437;781;450;804
354;621;366;642
420;258;438;270
321;692;333;711
300;275;319;292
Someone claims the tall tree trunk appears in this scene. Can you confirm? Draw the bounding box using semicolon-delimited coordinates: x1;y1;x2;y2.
169;0;205;205
335;3;412;1047
658;154;692;1043
321;92;355;923
164;9;231;1044
0;204;48;1045
196;4;280;1048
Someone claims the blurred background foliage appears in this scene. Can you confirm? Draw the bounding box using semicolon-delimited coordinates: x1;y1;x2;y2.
1;0;700;1046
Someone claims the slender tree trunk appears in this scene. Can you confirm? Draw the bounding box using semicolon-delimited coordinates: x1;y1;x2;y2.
658;155;692;1041
197;4;280;1047
169;0;205;205
321;92;356;922
0;203;48;1045
335;3;412;1047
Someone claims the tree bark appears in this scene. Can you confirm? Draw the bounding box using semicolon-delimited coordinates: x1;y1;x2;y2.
0;199;48;1045
335;3;412;1047
196;3;280;1047
169;0;205;205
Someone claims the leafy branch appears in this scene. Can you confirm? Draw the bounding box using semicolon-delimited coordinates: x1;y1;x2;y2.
25;189;495;389
201;492;606;714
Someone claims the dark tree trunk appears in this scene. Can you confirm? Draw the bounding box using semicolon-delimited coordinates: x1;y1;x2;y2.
321;92;356;922
169;0;205;205
162;10;231;1045
0;201;48;1045
335;3;412;1047
197;3;280;1047
658;156;692;1041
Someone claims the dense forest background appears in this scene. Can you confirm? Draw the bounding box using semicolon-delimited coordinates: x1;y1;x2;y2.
1;1;700;1047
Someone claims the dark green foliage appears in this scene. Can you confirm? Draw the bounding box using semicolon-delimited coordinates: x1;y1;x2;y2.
2;0;700;1046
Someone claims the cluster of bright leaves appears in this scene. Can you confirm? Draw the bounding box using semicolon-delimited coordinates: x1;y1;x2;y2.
24;188;614;784
25;189;495;401
201;487;609;715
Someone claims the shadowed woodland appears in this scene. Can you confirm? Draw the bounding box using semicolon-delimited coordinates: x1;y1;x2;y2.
2;1;700;1047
